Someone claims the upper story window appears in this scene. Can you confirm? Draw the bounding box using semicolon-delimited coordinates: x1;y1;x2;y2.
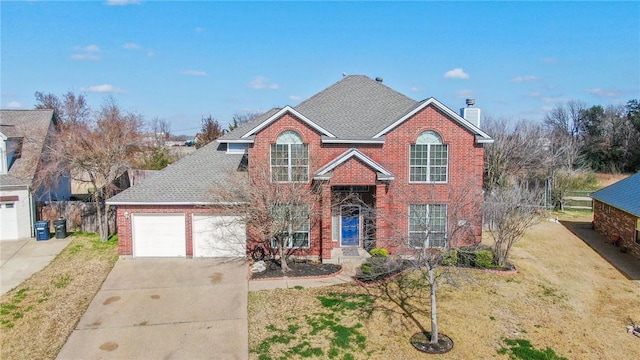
410;131;448;183
270;131;309;182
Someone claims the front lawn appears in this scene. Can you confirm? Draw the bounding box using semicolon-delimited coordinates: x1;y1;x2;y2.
248;214;640;359
0;233;118;359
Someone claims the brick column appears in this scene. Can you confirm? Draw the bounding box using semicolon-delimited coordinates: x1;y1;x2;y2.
321;183;332;261
375;183;388;249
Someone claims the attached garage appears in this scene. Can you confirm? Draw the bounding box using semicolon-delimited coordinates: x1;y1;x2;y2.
192;215;246;257
0;202;19;240
132;214;186;257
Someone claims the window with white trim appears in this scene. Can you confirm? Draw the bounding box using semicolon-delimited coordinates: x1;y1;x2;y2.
270;131;309;182
410;131;448;183
408;204;447;248
271;204;310;248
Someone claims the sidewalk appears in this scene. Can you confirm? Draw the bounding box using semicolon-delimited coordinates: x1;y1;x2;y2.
562;220;640;281
1;237;72;295
249;263;358;291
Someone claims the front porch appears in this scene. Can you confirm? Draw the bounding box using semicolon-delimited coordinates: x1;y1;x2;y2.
323;247;371;264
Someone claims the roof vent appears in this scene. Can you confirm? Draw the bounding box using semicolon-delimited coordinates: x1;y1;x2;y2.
375;77;383;83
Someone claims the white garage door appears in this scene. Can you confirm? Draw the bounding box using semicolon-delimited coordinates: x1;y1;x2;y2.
133;214;186;257
192;215;246;257
0;203;19;240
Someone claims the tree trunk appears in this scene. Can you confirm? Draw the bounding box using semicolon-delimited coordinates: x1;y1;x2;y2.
429;265;439;344
279;236;290;273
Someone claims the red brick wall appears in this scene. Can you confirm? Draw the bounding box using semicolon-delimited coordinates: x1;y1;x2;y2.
248;105;485;258
115;205;237;256
593;200;640;258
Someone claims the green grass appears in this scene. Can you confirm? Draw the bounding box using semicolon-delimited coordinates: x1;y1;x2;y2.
498;338;567;360
251;293;372;359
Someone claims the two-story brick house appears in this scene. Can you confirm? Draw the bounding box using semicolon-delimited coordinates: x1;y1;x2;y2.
108;75;493;260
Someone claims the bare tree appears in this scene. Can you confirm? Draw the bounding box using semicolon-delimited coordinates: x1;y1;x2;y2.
355;183;482;352
229;110;263;131
35;91;90;125
484;184;546;266
196;115;225;149
149;117;171;148
40;98;143;240
210;160;321;272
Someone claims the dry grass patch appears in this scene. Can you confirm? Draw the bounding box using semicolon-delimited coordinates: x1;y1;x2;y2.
0;233;118;360
249;216;640;359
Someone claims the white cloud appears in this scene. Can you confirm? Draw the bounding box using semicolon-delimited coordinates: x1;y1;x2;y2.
249;76;279;90
542;57;557;64
80;84;124;93
7;101;22;108
456;89;474;99
195;27;205;33
444;68;469;79
71;54;100;61
180;70;207;76
511;75;538;83
585;88;619;98
289;95;301;101
410;86;423;93
72;44;101;60
542;96;568;104
105;0;140;6
123;42;141;50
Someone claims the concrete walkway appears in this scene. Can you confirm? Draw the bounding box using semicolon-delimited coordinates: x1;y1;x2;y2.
562;220;640;281
249;263;357;291
1;237;72;295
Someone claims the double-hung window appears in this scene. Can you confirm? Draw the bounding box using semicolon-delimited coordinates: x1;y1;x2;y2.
270;131;309;182
271;204;310;248
410;131;448;183
408;204;447;248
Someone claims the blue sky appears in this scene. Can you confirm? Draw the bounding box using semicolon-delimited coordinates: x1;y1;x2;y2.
2;1;639;135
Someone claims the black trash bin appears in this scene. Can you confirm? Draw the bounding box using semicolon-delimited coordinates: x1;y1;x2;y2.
54;218;67;239
35;220;50;241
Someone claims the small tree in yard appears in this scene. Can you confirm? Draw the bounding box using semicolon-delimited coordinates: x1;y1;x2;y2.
484;183;547;267
357;184;482;352
210;160;320;273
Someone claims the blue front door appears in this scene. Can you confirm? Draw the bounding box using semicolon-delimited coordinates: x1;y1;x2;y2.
341;205;360;247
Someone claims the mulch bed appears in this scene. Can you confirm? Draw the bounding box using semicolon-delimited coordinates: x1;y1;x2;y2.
251;260;342;279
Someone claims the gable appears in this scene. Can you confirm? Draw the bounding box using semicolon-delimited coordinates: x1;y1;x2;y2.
314;148;394;181
373;98;493;144
241;106;335;139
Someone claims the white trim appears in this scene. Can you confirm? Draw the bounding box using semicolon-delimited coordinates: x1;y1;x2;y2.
321;138;385;144
314;148;394;179
372;98;493;143
241;106;336;139
217;138;255;144
105;201;247;206
226;143;249;154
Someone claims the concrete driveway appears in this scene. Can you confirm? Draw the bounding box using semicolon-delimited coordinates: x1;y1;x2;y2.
57;258;248;360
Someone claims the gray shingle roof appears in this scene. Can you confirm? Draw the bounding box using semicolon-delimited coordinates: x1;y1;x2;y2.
107;141;247;204
0;110;55;187
591;172;640;217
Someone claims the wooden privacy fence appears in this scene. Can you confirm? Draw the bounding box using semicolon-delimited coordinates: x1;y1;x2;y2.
37;201;116;234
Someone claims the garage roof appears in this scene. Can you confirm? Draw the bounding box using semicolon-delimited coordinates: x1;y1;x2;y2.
107;142;247;205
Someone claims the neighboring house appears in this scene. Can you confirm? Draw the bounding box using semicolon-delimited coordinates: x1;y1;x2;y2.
108;75;493;260
0;110;71;240
591;172;640;258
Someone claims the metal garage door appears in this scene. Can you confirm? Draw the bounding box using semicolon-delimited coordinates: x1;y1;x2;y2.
192;215;246;257
133;214;186;257
0;203;19;240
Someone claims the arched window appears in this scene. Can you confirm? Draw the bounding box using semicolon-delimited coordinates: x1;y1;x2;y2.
409;131;448;183
270;131;309;182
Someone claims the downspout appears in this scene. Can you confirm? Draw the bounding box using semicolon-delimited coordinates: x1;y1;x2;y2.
28;185;35;237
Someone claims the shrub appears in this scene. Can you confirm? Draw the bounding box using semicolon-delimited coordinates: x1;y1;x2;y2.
441;249;458;266
369;248;388;258
360;263;373;275
475;250;493;268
